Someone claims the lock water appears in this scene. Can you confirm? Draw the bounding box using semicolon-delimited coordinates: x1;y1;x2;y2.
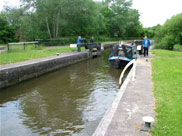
0;49;122;136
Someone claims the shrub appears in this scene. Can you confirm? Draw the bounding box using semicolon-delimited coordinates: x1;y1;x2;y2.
154;14;182;50
174;44;182;51
155;35;175;50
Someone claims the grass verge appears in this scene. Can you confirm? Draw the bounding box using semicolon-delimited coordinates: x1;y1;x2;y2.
151;49;182;136
0;45;77;65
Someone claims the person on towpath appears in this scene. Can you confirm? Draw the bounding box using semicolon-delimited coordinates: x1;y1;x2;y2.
142;36;151;57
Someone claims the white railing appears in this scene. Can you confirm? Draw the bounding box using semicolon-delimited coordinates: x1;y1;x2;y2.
119;59;136;88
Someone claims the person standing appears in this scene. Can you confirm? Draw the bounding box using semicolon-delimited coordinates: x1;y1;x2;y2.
77;36;86;52
142;36;151;57
77;36;85;44
90;36;94;43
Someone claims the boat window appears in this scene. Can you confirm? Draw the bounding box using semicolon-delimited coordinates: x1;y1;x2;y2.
110;44;119;56
118;48;124;56
122;44;133;59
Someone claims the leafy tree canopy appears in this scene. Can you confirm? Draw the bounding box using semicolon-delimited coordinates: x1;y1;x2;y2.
0;14;17;43
1;0;143;43
155;13;182;50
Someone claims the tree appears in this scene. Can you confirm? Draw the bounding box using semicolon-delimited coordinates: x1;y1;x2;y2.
2;0;143;42
107;0;132;37
59;0;106;37
22;0;63;39
142;24;161;39
0;14;17;43
125;9;143;38
100;0;142;38
20;0;106;39
155;13;182;50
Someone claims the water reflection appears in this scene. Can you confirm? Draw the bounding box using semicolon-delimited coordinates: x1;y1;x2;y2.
0;49;122;136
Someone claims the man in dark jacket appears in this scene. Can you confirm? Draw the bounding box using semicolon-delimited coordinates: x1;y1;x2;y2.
142;36;151;57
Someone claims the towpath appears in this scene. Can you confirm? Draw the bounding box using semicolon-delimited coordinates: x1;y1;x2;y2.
93;54;155;136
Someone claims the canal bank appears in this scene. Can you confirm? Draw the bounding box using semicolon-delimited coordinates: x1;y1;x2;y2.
0;42;117;89
93;54;155;136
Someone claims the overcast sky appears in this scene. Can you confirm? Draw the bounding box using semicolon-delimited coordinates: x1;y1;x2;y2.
0;0;182;27
132;0;182;27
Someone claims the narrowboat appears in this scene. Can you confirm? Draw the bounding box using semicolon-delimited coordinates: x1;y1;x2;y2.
108;43;137;68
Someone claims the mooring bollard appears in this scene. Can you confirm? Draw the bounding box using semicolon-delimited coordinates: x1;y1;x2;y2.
141;116;154;131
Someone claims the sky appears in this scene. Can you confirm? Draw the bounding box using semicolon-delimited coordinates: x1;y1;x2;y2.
0;0;20;10
0;0;182;27
132;0;182;27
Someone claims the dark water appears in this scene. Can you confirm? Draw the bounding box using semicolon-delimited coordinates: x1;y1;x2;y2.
0;49;122;136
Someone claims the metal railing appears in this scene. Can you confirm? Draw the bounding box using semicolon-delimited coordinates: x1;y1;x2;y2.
119;59;136;88
8;41;39;51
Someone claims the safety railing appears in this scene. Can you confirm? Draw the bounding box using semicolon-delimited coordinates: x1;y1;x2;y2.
119;59;136;88
8;41;39;51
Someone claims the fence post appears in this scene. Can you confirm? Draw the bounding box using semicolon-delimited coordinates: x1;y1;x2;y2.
37;41;39;48
8;43;10;51
24;43;26;50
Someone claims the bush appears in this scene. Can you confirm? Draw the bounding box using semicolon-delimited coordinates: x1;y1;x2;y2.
174;44;182;51
154;14;182;50
38;37;77;46
155;35;175;50
0;16;17;44
95;37;121;42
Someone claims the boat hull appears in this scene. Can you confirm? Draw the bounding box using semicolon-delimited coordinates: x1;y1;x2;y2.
109;60;129;69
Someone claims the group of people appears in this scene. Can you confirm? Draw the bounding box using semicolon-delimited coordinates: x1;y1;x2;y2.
77;36;94;44
134;36;151;57
77;35;151;57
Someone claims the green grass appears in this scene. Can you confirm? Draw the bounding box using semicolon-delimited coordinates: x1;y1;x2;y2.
151;49;182;136
0;45;77;65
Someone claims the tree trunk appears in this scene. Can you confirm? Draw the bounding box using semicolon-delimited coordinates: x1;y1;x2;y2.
46;16;52;39
56;11;60;38
53;21;56;39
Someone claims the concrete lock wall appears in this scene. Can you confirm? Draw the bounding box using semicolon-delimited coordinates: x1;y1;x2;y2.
0;42;116;89
0;52;89;89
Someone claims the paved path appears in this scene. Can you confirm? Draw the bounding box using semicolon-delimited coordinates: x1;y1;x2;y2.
93;55;155;136
106;55;155;136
